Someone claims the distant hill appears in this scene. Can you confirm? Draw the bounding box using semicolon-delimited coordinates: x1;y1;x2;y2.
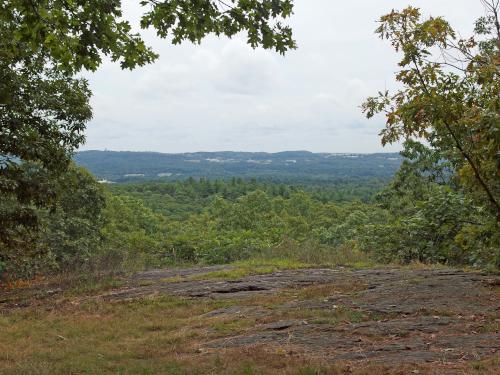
74;150;403;183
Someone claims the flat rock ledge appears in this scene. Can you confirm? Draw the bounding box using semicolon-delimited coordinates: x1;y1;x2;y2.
97;266;499;367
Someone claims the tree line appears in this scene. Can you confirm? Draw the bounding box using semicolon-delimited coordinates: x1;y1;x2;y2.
1;1;498;279
1;139;498;278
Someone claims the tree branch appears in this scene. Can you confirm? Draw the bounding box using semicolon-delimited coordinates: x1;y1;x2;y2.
410;56;500;218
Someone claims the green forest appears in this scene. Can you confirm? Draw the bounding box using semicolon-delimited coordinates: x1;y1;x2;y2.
2;138;498;279
1;1;499;374
74;150;403;182
1;1;499;280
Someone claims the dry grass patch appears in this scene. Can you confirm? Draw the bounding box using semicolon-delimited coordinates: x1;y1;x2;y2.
0;295;248;374
161;259;313;283
294;280;366;300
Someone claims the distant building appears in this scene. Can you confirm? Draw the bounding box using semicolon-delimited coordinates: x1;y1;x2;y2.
246;159;272;165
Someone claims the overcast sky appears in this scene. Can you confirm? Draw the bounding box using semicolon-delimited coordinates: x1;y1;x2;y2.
81;0;484;154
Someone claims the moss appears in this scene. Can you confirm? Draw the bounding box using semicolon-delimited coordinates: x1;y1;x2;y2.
188;258;312;281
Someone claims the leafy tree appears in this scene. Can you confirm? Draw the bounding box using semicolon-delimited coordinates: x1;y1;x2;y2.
0;164;105;277
0;57;92;246
375;140;454;214
362;2;500;218
38;165;106;270
367;141;499;266
3;0;295;73
101;193;170;270
364;182;498;266
1;0;296;256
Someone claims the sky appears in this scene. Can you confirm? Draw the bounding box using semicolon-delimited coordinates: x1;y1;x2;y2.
81;0;485;154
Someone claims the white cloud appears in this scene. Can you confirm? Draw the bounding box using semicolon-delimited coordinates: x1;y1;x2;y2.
81;0;485;153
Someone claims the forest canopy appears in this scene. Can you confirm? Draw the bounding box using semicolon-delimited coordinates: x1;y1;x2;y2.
0;0;296;251
0;1;499;279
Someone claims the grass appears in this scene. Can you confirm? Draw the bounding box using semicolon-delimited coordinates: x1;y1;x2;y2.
252;241;377;270
282;306;365;326
160;251;379;284
160;258;311;283
294;281;366;300
194;258;311;280
162;251;376;284
65;274;125;295
478;320;500;333
189;267;273;280
0;295;232;374
211;317;257;335
1;253;498;374
1;283;499;375
0;292;336;374
0;276;373;374
160;274;186;283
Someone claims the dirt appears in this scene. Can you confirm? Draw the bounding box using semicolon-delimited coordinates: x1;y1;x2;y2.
104;267;349;299
2;265;499;371
93;266;500;368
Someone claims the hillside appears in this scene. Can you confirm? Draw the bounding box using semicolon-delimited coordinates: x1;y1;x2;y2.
74;150;403;183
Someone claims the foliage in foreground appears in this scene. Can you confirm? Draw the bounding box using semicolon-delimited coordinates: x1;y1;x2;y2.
363;3;499;218
0;164;105;277
2;2;499;278
1;0;296;255
2;139;498;279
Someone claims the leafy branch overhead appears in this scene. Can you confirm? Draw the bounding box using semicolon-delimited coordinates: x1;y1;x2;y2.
2;0;296;73
141;0;296;55
0;0;296;248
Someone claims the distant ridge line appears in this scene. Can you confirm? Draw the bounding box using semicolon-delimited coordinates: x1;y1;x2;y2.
75;150;403;183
